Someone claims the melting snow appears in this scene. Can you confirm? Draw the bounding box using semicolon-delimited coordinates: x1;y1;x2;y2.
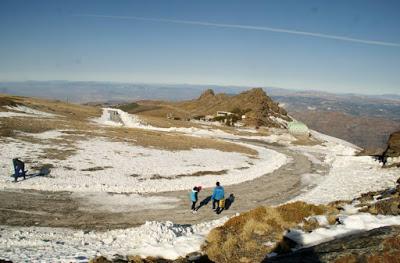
0;217;228;262
0;137;287;193
287;213;400;248
3;105;57;118
291;131;398;204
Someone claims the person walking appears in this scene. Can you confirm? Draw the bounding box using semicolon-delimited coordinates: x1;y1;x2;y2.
211;182;225;212
190;186;199;213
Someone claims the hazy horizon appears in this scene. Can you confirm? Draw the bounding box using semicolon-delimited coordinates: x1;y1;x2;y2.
1;0;399;95
1;79;400;98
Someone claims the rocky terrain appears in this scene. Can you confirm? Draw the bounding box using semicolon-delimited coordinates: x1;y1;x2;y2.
176;88;290;127
265;226;400;263
116;88;291;128
382;130;400;167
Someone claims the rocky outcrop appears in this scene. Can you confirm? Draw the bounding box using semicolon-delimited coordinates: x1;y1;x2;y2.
179;88;291;128
264;226;400;263
356;180;400;216
382;131;400;167
197;89;215;100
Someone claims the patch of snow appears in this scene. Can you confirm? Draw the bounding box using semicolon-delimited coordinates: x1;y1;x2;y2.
300;173;324;186
93;108;148;128
306;215;329;227
18;130;65;140
294;154;398;204
300;152;323;165
236;128;258;134
269;116;288;127
0;137;68;174
292;130;398;204
286;213;400;248
310;130;361;151
93;108;238;140
0;111;33;118
0;137;287;193
191;120;222;127
0;217;228;262
4;105;57;118
72;192;179;213
250;132;297;145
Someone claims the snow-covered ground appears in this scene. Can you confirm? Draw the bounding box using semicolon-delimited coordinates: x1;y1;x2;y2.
72;192;180;213
284;201;400;251
287;213;400;248
0;217;229;262
18;130;66;140
292;131;399;204
2;105;57;118
0;135;287;193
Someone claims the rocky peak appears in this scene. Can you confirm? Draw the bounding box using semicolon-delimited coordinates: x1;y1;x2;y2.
189;88;290;128
198;89;215;100
243;88;268;97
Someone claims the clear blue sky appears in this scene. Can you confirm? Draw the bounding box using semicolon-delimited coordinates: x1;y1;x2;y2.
1;0;399;94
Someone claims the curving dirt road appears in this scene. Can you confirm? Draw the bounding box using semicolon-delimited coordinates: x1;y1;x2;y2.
0;140;328;230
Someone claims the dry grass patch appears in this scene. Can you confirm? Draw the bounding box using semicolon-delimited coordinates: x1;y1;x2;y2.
0;118;61;135
291;135;321;146
203;201;338;263
38;147;77;161
101;126;257;155
0;96;19;107
138;115;199;129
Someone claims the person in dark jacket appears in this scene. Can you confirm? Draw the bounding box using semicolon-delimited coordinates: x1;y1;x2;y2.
190;186;199;213
12;158;26;182
211;182;225;211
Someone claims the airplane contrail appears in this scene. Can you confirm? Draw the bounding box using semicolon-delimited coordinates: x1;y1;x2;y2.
74;14;400;48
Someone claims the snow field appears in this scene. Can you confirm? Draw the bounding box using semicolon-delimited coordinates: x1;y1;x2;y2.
292;136;399;204
0;217;229;262
0;136;287;193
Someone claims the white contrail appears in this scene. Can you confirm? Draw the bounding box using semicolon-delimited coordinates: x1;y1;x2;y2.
73;14;400;48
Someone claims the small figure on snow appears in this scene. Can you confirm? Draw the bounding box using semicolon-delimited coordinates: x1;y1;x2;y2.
190;186;202;213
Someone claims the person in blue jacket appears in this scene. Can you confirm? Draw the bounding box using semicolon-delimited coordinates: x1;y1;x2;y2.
211;182;225;211
190;186;199;213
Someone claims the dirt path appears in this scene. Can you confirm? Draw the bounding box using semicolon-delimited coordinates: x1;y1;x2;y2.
0;141;328;230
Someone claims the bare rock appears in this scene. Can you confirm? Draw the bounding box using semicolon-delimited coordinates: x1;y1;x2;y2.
264;226;400;263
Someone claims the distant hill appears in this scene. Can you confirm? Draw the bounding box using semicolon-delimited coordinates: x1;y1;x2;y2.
291;110;400;151
176;88;290;127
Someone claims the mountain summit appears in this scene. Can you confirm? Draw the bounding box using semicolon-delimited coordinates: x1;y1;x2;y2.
180;88;291;127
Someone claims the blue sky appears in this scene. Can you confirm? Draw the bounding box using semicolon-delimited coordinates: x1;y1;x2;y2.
0;0;399;94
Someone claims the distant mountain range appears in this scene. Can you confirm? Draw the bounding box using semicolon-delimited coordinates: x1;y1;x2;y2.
1;80;399;150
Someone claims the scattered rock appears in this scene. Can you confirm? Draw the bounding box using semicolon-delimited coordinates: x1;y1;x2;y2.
264;226;400;263
381;131;400;167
